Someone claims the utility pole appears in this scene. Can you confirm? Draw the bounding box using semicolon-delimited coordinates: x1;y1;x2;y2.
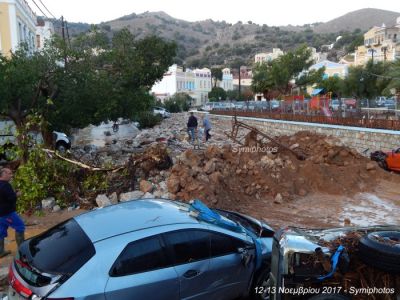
61;16;67;67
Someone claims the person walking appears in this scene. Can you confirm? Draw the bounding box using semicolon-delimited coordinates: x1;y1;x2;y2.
202;114;212;142
187;111;198;143
0;167;25;257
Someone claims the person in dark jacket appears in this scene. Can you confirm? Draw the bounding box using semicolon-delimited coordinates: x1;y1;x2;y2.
0;168;25;257
187;112;198;143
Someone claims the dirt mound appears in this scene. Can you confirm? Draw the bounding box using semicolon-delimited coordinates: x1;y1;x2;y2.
167;131;388;210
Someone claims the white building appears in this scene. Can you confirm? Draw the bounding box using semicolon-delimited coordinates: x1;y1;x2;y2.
151;64;212;106
254;48;284;63
219;68;234;91
0;0;37;55
36;18;54;50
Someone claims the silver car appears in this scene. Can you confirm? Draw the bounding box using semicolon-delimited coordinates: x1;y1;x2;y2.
8;199;274;300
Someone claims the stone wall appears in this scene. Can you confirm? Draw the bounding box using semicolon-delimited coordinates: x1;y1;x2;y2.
209;114;400;155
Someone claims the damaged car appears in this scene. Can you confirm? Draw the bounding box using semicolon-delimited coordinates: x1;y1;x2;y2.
266;225;400;300
7;199;274;300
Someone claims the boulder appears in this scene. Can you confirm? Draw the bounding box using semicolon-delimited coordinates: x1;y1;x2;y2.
42;197;56;210
109;192;118;204
167;176;181;194
142;192;154;199
96;194;112;207
52;205;61;212
119;191;144;202
140;180;154;193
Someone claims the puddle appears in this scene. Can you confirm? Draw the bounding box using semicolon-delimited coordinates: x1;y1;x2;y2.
340;193;400;226
72;121;139;147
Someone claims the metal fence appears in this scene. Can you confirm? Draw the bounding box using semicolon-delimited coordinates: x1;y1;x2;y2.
211;109;400;131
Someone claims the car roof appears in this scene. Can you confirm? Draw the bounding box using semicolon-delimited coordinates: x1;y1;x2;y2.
74;199;200;242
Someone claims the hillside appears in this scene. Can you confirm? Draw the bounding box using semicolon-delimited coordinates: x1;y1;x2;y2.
313;8;400;33
52;8;399;67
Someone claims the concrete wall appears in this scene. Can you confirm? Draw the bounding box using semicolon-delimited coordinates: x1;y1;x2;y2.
209;114;400;155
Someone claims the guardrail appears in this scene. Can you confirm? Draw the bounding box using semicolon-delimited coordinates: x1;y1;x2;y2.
210;109;400;131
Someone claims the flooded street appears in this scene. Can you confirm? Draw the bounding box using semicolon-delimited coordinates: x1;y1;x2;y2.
72;121;139;147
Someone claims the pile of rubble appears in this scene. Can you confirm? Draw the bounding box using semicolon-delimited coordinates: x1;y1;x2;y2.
166;131;387;210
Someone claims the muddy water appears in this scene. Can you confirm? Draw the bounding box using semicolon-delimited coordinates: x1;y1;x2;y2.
245;179;400;230
72;121;139;147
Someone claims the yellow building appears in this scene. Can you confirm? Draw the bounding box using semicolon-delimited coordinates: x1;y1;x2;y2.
0;0;37;56
355;18;400;66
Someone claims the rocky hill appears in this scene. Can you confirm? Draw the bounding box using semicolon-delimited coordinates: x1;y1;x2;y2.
52;8;399;67
312;8;400;33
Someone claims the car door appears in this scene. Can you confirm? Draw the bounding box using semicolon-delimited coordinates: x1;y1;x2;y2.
105;235;179;300
163;229;211;300
207;232;256;299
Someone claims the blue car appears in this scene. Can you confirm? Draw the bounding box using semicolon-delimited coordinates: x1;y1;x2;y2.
8;199;274;300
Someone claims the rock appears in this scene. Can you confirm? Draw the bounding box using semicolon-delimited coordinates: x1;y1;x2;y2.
96;194;112;207
209;171;222;184
140;180;154;193
274;193;283;204
109;192;118;204
366;162;376;171
203;159;216;174
158;181;168;192
42;197;56;210
119;191;144;202
290;143;299;150
161;193;172;199
344;218;351;226
167;176;181;194
142;192;154;199
339;150;349;157
67;206;75;212
52;205;61;212
153;190;163;198
298;188;308;196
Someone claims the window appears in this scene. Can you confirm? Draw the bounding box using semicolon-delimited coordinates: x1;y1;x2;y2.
111;236;170;277
164;230;210;265
36;35;41;48
27;219;95;276
210;233;247;257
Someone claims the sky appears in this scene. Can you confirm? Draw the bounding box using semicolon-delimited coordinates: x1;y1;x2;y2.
28;0;400;26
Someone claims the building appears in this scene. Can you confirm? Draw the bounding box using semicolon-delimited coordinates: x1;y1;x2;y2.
219;68;234;91
151;64;211;106
232;66;252;88
0;0;37;56
354;17;400;66
36;18;54;50
254;48;284;63
309;60;349;79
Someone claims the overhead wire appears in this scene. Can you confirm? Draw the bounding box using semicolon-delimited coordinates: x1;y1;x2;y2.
37;0;57;19
29;0;48;18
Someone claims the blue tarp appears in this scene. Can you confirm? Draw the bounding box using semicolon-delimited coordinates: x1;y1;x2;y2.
311;88;324;96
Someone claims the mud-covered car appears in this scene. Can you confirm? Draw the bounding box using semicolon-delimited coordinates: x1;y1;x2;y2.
266;225;400;300
370;148;400;172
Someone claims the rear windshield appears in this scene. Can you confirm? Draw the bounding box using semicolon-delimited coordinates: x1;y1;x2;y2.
24;218;95;275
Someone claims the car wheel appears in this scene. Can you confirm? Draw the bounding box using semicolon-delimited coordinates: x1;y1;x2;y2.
251;268;271;300
358;231;400;273
56;142;68;153
378;160;388;170
308;294;350;300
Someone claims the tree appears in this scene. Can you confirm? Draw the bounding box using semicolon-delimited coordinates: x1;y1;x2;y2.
0;29;176;159
208;87;227;101
164;93;191;112
251;45;315;98
343;61;391;101
211;68;223;88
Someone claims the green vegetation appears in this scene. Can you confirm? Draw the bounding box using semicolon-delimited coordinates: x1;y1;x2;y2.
163;93;191;112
